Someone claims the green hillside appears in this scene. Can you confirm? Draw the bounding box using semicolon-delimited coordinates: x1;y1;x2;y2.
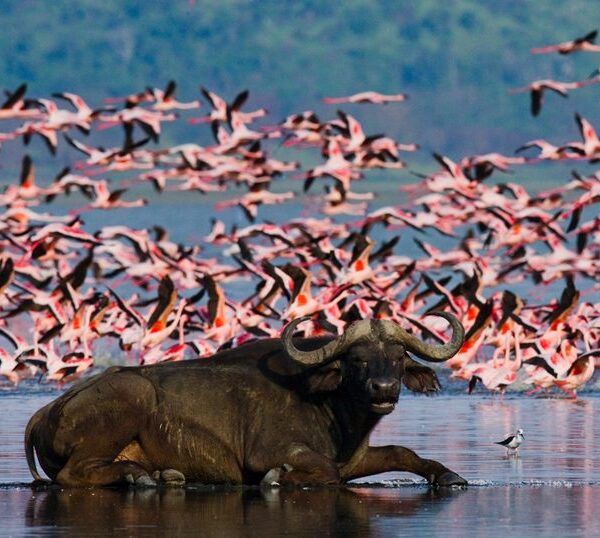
1;1;599;155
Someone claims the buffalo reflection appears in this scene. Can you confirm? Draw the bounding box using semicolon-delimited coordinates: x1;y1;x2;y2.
25;485;462;536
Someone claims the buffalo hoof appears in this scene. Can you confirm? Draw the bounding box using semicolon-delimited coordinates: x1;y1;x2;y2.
152;469;186;486
126;473;157;488
31;478;53;487
435;471;468;487
260;464;294;487
261;468;282;487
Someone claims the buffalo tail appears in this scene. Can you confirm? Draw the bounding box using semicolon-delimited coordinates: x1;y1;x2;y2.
24;407;45;482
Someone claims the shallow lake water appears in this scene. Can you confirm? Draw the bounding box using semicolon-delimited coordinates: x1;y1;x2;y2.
2;388;600;536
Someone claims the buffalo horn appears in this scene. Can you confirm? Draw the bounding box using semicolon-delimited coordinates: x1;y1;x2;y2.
381;311;464;362
283;312;464;366
282;316;374;366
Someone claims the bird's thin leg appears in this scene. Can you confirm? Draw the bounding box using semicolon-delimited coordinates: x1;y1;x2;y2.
559;387;577;399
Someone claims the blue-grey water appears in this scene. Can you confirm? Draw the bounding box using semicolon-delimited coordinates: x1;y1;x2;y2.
3;388;600;537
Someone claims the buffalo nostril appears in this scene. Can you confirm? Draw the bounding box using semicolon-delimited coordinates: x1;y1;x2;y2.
368;378;400;396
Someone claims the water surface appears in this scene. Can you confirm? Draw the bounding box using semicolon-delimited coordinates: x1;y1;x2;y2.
3;389;600;536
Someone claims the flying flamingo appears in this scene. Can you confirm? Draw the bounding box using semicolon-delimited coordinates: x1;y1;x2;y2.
147;80;201;111
190;88;266;125
64;133;150;169
560;113;600;158
0;83;42;120
199;275;237;345
214;182;294;222
509;78;600;116
107;276;187;359
303;138;359;193
0;327;37;384
99;105;177;143
553;350;599;398
516;138;581;161
280;111;321;130
70;180;147;213
322;91;408;104
530;30;600;54
278;264;351;322
468;327;524;395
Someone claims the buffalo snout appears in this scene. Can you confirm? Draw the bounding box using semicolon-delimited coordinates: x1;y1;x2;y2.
366;377;400;413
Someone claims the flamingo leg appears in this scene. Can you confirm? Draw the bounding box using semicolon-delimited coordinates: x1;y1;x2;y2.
526;386;543;397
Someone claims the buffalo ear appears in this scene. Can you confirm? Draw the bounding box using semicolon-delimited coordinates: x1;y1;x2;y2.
403;358;441;395
307;360;342;393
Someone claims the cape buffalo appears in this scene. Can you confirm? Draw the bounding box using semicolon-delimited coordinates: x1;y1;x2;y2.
25;312;467;487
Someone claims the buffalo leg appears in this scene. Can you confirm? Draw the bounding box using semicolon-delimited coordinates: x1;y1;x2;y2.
56;457;155;487
152;469;186;485
262;443;340;486
55;424;155;486
340;445;467;486
50;370;159;487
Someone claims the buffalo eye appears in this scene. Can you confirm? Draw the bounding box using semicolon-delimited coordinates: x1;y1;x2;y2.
386;346;405;363
387;343;405;356
352;357;368;369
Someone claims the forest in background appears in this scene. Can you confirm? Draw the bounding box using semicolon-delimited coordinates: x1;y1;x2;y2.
1;1;599;159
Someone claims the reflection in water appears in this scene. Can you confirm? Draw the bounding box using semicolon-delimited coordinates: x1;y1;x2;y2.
22;486;460;537
8;484;600;537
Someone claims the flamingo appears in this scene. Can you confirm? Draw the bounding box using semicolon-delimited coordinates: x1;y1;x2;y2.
29;96;96;135
303;138;358;194
12;120;59;154
278;264;351;323
522;354;559;396
553;350;598;398
468;327;523;395
214;183;294;222
280;111;321;130
190;88;266;125
0;327;37;384
516;139;581;161
3;155;52;202
70;180;147;213
530;30;600;54
107;276;187;359
26;343;94;383
198;275;237;346
147;80;201;111
64;133;150;168
509;78;600;116
99;105;177;143
322;91;408;104
561;113;600;158
0;83;42;120
190;87;229;124
316;184;370;216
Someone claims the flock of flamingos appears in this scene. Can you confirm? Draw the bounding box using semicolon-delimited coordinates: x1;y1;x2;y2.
0;30;599;397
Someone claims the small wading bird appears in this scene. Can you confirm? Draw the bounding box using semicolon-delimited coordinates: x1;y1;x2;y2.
495;428;524;457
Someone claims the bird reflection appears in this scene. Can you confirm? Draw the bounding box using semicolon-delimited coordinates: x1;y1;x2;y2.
508;456;523;477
